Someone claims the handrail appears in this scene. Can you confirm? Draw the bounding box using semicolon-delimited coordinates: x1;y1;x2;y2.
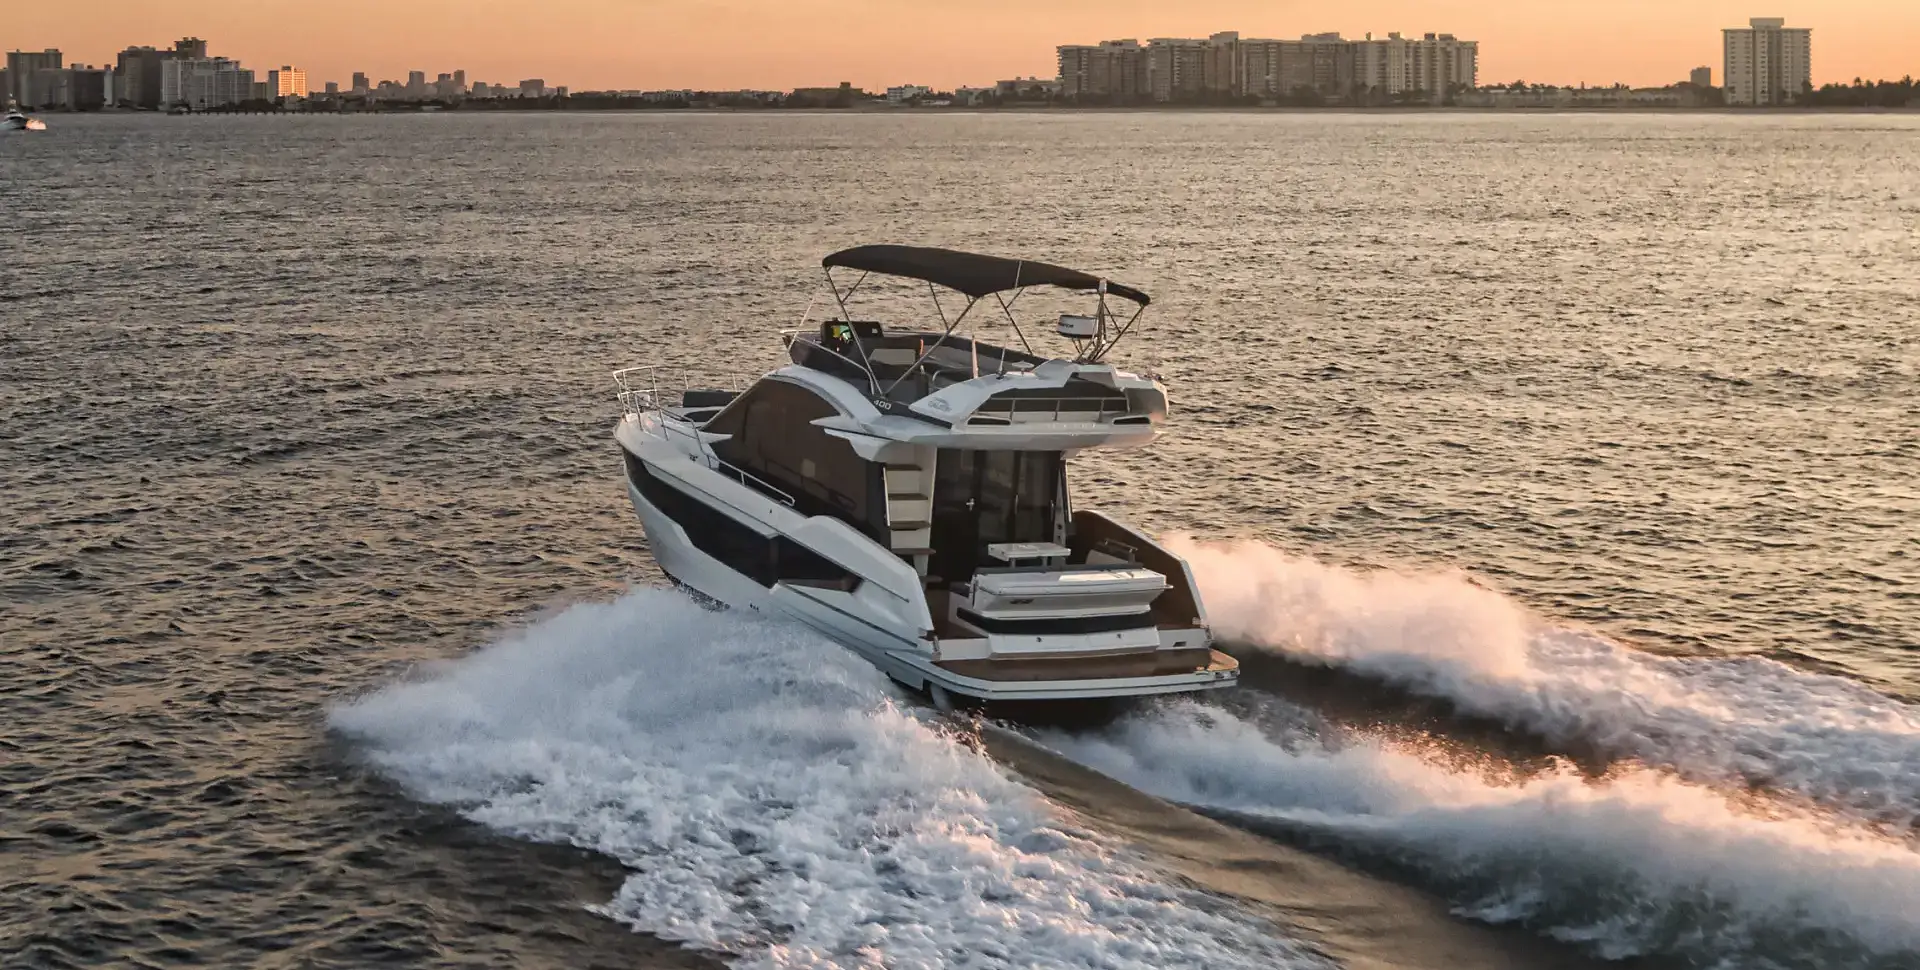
969;395;1135;425
707;457;798;508
614;363;796;509
780;330;888;391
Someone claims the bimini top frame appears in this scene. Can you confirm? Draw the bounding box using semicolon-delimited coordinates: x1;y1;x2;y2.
815;245;1152;397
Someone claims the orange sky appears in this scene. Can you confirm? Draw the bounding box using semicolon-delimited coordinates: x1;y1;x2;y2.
6;1;1914;91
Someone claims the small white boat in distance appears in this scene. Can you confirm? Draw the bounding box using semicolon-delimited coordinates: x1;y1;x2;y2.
5;105;47;131
613;245;1236;712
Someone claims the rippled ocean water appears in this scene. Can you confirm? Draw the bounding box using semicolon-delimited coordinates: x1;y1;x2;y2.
3;112;1916;969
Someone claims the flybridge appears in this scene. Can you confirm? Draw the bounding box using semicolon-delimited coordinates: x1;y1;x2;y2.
817;244;1151;369
781;245;1165;424
821;245;1151;306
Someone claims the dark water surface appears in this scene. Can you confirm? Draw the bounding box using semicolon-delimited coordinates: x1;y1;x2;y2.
3;112;1917;969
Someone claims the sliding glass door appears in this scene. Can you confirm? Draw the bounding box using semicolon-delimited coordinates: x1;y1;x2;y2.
928;449;1063;582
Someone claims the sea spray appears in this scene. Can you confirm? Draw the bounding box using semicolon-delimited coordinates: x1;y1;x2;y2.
329;588;1325;970
1041;700;1920;970
1168;535;1920;830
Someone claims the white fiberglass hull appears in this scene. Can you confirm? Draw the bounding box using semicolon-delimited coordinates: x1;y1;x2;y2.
618;429;1236;704
626;481;1232;703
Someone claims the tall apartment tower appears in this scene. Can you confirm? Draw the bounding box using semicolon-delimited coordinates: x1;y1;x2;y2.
1056;40;1147;101
1063;29;1477;103
1691;66;1713;88
116;46;169;108
1723;17;1811;105
1145;38;1211;102
7;49;64;106
269;66;308;99
161;57;254;109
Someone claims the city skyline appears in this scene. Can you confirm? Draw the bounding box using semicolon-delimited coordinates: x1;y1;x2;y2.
5;1;1915;93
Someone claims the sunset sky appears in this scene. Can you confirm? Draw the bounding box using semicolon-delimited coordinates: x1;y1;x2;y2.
8;1;1915;92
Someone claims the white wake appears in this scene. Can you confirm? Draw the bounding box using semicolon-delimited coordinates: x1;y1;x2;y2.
1170;536;1920;831
328;588;1326;970
1041;701;1920;969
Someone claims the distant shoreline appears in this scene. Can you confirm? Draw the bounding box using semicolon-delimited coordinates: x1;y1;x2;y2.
45;103;1920;117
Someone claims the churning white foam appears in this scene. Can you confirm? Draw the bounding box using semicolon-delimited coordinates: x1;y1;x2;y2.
1041;701;1920;969
1169;536;1920;830
327;589;1325;970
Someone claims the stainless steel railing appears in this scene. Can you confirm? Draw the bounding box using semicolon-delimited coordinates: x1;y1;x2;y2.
613;364;795;508
969;395;1138;424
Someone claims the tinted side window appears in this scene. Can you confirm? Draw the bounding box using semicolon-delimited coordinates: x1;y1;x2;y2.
625;449;774;586
774;538;860;590
711;380;877;531
627;448;858;591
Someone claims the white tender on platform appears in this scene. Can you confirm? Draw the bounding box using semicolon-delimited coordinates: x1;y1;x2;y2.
611;245;1236;705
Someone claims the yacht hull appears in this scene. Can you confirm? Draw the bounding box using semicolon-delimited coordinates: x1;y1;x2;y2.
619;431;1237;705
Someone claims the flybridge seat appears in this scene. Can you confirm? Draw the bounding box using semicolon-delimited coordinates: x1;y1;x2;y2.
792;320;1053;401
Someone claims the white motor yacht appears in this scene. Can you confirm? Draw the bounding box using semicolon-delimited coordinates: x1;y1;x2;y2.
5;105;47;131
613;245;1236;710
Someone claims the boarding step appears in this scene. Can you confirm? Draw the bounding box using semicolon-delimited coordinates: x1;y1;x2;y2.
890;528;933;550
885;496;931;522
882;464;931;497
882;462;935;576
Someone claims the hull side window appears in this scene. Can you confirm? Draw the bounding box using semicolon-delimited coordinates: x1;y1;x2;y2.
625;450;774;586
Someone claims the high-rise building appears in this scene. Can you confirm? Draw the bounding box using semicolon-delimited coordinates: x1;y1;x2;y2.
1062;29;1471;103
115;46;169;108
351;71;369;95
7;49;64;107
407;70;427;98
268;65;308;98
519;78;545;97
161;57;254;108
1202;31;1242;97
1056;40;1147;101
1407;32;1477;96
452;69;466;95
64;65;111;109
30;67;71;108
1691;66;1713;88
1145;37;1210;102
324;81;339;96
1350;31;1477;99
1723;17;1811;105
1239;34;1353;99
174;37;208;60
